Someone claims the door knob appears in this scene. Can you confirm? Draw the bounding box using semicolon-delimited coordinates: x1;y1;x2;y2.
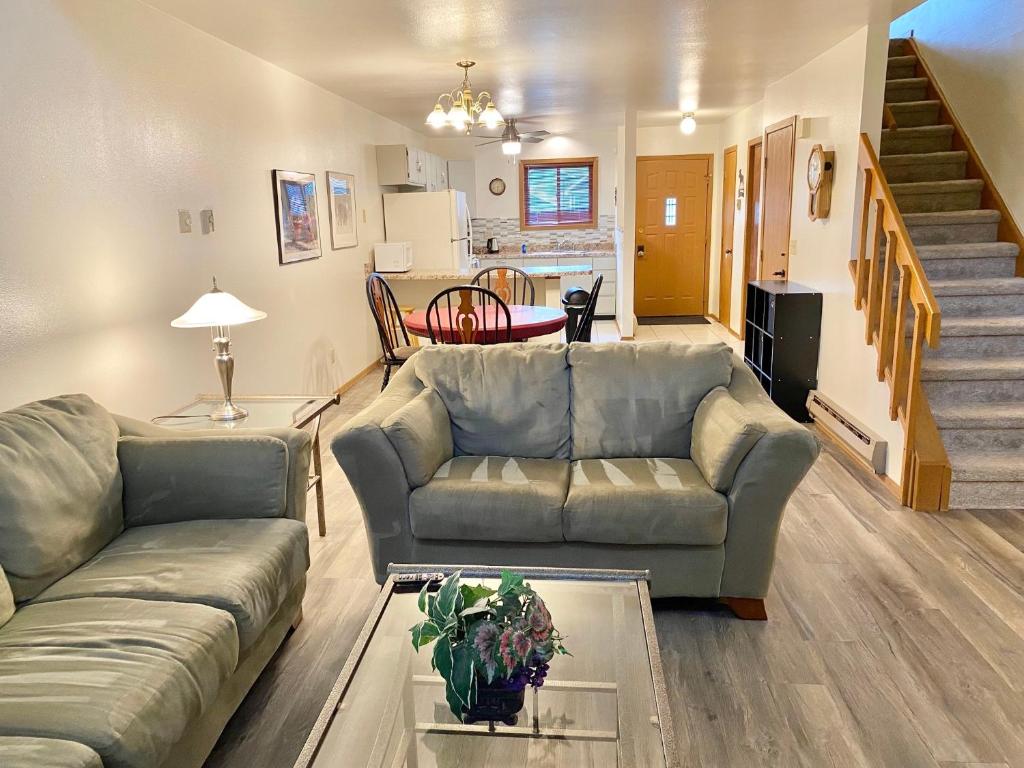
636;245;646;258
725;249;733;255
773;269;786;278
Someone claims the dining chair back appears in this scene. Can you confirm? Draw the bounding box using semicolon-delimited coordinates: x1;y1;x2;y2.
426;285;513;345
571;274;604;343
366;272;416;389
471;265;536;306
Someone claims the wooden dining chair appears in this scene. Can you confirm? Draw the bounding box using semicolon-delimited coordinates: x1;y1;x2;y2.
366;272;419;389
571;274;604;343
471;265;536;306
426;285;513;345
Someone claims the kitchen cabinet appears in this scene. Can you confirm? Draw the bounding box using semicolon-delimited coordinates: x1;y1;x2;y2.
377;144;449;190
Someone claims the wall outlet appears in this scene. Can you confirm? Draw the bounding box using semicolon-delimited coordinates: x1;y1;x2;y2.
789;238;798;257
200;209;215;234
177;209;192;234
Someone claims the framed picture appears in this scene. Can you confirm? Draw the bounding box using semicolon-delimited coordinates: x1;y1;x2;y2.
272;170;321;264
327;171;358;249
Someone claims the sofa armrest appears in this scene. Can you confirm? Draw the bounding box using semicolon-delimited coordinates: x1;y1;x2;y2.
114;414;312;524
719;360;820;598
331;363;425;583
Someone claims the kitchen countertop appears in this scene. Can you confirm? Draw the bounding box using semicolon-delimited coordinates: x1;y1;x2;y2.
476;249;616;260
383;264;593;281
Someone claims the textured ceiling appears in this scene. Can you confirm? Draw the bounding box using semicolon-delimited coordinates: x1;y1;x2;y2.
145;0;923;132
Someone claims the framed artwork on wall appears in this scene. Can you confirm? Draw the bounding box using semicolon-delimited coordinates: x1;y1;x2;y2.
272;169;322;264
326;171;358;249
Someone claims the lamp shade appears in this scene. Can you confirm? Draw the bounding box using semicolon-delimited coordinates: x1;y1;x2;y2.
171;279;267;328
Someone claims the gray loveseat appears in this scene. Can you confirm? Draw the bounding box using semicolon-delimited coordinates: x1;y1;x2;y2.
333;342;819;617
0;394;311;768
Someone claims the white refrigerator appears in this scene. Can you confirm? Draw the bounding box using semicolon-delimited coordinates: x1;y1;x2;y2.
382;190;472;271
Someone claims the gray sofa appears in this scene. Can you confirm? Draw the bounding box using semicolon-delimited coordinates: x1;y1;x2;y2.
0;394;311;768
333;341;820;616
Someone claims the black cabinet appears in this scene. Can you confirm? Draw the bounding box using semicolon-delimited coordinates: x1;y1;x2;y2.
744;281;822;422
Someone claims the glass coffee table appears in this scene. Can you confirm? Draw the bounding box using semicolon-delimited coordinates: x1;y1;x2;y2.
153;394;338;536
294;565;679;768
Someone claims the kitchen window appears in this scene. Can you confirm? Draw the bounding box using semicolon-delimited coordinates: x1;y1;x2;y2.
519;157;598;230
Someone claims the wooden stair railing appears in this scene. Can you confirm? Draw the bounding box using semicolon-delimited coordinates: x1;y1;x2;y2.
853;132;951;512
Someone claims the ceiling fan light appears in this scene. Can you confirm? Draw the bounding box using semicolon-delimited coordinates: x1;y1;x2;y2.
501;140;522;156
480;104;504;129
679;113;697;135
425;104;448;128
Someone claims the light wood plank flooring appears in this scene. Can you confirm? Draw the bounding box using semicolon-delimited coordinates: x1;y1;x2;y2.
206;320;1024;768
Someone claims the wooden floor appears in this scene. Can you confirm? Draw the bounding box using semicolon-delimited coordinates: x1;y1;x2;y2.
207;320;1024;768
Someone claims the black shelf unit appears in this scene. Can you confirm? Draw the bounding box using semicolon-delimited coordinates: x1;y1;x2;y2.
744;281;822;422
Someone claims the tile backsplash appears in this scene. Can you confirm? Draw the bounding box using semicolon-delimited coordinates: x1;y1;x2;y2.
472;215;615;253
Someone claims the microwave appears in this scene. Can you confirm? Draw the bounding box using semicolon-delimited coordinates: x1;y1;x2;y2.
374;241;413;273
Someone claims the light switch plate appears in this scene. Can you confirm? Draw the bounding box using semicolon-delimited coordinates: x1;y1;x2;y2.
178;209;192;234
200;209;215;234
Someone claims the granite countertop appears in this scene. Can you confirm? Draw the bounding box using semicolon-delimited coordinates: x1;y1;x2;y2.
383;264;593;281
476;249;616;260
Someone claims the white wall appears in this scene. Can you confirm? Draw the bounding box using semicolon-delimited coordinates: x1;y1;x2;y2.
761;24;905;481
891;0;1024;227
636;123;725;320
0;0;426;417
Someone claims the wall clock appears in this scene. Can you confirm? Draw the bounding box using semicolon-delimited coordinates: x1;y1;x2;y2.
488;177;506;196
807;144;834;221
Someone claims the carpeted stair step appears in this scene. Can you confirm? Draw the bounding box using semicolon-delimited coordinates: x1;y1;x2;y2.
880;151;967;183
941;426;1024;454
889;38;909;56
880;125;955;155
917;242;1019;280
903;209;1001;245
933;401;1024;430
888;100;942;127
890;179;983;213
928;277;1024;317
885;77;930;103
921;356;1024;381
887;54;918;80
925;377;1024;406
946;449;1024;509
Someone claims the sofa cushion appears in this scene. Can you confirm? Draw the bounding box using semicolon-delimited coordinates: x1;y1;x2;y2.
0;737;102;768
0;394;123;602
382;389;454;488
691;387;767;492
118;435;289;526
563;458;728;545
410;457;569;542
568;342;734;460
0;566;13;629
414;343;571;459
33;519;308;650
0;597;237;768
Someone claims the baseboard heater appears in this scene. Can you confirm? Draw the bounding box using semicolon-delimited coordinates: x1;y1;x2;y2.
805;390;887;474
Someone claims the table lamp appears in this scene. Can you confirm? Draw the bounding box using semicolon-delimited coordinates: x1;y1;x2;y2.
171;278;267;421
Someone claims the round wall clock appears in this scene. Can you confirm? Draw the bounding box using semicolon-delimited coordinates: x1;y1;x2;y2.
488;177;506;196
807;144;835;221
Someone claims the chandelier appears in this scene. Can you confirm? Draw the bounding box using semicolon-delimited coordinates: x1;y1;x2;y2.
425;60;504;133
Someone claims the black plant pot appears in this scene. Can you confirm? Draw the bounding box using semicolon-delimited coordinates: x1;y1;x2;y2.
464;677;526;726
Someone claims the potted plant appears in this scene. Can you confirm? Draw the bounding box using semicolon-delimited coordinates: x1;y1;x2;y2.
409;570;569;725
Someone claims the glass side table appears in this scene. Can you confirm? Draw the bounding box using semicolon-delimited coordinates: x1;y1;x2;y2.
154;394;339;536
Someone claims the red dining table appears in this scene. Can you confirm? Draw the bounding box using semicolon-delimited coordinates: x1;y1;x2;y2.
404;304;568;343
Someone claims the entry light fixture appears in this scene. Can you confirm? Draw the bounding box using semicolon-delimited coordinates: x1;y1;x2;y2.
425;60;504;134
679;113;697;135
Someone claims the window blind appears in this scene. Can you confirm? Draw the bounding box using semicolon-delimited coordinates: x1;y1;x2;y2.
522;160;596;228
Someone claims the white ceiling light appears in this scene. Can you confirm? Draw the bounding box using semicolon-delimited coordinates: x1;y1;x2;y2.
502;140;522;156
424;60;504;134
679;113;697;135
499;121;523;155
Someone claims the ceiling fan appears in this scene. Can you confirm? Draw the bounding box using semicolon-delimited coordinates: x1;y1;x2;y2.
477;118;550;155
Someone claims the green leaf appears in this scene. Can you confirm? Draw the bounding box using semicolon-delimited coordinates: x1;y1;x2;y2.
459;603;492;618
433;634;453;685
450;642;475;712
433;572;461;622
410;621;440;650
498;570;524;596
460;583;496;607
417;581;430;614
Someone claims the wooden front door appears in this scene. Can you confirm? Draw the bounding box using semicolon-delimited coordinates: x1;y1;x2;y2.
760;116;796;280
718;146;738;329
635;155;711;317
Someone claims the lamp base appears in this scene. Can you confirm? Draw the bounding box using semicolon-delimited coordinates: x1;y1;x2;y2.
208;401;249;422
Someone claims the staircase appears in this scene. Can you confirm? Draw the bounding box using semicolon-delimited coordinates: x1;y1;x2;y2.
881;38;1024;509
